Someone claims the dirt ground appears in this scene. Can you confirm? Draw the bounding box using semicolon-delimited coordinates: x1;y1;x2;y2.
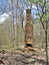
0;48;49;65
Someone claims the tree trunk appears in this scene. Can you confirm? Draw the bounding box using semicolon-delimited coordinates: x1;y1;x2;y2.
45;21;48;65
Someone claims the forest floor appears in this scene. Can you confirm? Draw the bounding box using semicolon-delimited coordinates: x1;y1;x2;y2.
0;47;49;65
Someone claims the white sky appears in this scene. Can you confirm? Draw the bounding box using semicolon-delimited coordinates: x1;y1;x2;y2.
0;5;37;24
0;13;9;24
32;4;37;9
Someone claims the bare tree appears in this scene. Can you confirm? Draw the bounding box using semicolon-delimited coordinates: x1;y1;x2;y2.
9;0;15;47
35;0;49;65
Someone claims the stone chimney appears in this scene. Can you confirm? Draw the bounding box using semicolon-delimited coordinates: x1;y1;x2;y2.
25;9;33;48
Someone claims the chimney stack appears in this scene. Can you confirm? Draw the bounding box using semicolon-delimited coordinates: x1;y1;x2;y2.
25;9;33;49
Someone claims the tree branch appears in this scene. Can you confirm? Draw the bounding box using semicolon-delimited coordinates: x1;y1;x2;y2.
35;2;45;31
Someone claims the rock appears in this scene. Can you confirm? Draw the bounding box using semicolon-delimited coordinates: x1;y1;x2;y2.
0;59;4;64
0;50;48;65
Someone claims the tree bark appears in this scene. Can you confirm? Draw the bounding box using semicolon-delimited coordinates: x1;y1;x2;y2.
45;21;48;65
